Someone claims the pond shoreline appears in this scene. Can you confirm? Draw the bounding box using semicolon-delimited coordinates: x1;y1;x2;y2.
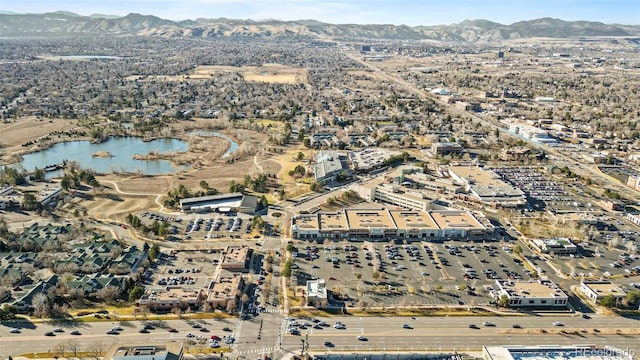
2;130;239;174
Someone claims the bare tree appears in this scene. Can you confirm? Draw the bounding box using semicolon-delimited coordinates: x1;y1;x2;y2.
140;304;150;320
66;339;80;359
87;341;105;359
172;305;182;319
53;342;67;358
96;285;120;303
226;298;237;313
32;292;49;318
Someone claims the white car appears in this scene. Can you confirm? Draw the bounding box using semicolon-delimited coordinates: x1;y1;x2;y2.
9;328;20;333
553;321;563;326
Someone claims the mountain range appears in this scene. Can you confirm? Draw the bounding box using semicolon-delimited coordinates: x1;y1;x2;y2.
1;11;639;41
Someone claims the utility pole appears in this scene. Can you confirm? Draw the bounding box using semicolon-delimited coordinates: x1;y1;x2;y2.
300;330;309;359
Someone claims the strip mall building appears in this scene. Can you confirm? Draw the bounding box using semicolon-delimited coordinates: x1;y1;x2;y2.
291;207;489;241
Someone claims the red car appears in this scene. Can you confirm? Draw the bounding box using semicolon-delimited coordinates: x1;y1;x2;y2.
168;328;178;333
211;335;221;341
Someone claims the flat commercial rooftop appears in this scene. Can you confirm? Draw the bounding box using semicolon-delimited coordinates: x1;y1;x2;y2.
389;210;438;229
498;280;567;298
106;343;182;360
582;281;626;297
293;208;487;234
449;165;524;198
430;210;484;230
294;214;320;230
449;165;497;185
484;345;633;360
318;211;349;231
345;208;396;230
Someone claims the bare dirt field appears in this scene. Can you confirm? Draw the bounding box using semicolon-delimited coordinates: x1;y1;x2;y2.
127;64;308;84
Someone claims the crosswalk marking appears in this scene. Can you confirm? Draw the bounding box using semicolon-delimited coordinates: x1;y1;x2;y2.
235;346;276;355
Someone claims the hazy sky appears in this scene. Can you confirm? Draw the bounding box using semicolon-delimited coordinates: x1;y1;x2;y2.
2;0;638;25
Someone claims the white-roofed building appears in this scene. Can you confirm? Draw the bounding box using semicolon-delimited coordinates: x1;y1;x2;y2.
306;279;328;307
312;150;347;183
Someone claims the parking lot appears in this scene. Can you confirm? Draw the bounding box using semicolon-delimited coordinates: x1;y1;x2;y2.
138;211;256;241
548;238;640;281
290;239;537;308
146;250;222;289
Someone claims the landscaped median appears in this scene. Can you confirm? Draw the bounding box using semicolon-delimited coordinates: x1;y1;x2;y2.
19;347;231;359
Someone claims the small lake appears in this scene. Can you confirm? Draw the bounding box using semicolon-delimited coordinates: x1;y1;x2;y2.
189;131;239;157
16;137;189;176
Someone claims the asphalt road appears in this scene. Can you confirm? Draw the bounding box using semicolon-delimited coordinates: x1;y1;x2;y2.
280;315;640;354
2;312;640;358
0;317;237;357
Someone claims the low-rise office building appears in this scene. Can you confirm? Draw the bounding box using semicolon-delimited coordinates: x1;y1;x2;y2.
220;246;253;272
37;186;63;206
483;345;633;360
207;274;244;308
530;238;577;255
306;278;328;307
0;186;20;209
105;343;183;360
179;192;258;214
580;281;627;305
138;287;204;311
626;213;640;227
313;150;348;183
431;142;464;156
493;279;569;308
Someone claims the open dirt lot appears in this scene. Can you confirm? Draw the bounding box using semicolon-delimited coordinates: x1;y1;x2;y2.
128;64;308;84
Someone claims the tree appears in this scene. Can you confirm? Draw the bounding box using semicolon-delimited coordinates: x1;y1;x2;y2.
60;176;73;191
96;285;120;303
513;245;522;255
0;305;17;320
282;259;293;277
53;343;67;359
129;286;145;302
67;339;81;359
599;294;617;308
498;294;510;308
627;290;640;305
33;292;49;318
148;243;160;261
21;193;39;211
296;152;305;161
226;298;237;314
87;341;105;359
